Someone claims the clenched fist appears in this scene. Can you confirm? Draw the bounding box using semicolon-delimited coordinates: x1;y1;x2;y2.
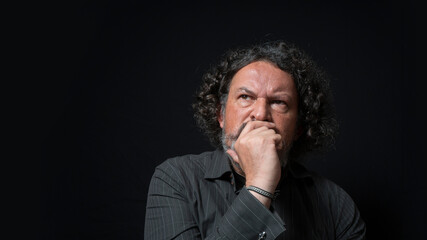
226;120;285;206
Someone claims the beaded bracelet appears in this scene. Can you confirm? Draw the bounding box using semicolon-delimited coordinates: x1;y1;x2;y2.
246;185;279;200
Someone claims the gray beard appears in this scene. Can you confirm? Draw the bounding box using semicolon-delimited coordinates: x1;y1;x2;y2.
221;121;290;171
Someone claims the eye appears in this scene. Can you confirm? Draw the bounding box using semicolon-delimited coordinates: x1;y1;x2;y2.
237;94;254;107
271;100;289;112
271;100;286;105
239;94;251;100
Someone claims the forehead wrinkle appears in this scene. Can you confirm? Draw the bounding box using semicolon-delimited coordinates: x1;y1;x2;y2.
231;61;295;98
234;80;293;99
253;64;292;96
237;87;255;95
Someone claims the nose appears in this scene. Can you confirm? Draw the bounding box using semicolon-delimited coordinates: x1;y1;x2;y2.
250;98;271;122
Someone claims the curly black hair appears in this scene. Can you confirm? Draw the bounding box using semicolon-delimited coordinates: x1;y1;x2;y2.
192;40;338;161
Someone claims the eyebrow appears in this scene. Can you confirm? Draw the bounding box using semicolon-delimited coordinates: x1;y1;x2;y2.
237;87;256;95
237;87;292;100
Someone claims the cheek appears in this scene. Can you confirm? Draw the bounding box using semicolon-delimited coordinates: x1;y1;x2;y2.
224;113;238;131
275;115;298;139
224;106;249;131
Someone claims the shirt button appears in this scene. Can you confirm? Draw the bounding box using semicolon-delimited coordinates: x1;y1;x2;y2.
258;231;266;240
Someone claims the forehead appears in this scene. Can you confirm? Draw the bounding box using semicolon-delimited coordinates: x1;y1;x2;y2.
229;61;294;93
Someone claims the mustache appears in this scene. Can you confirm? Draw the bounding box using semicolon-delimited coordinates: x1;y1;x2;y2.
221;120;290;167
225;121;249;142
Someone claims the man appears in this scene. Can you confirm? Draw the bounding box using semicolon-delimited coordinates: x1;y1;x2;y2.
144;40;366;239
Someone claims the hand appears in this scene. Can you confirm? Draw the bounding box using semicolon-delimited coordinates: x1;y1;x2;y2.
226;121;283;199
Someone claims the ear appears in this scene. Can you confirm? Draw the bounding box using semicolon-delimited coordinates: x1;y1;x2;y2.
217;104;224;129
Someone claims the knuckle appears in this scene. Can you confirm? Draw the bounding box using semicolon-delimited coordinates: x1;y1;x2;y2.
260;126;268;131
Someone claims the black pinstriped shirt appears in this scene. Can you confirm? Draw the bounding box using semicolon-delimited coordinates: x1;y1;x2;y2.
144;149;366;240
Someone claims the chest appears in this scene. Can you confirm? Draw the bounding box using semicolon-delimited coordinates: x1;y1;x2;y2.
188;178;237;237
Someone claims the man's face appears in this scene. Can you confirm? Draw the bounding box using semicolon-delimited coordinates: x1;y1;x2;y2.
218;61;299;160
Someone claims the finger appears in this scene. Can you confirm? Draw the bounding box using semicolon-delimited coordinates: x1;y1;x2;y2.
239;121;275;137
259;131;283;146
250;130;283;150
251;126;278;135
273;134;284;150
244;126;271;136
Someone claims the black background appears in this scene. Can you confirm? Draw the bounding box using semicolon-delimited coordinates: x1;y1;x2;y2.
39;1;425;239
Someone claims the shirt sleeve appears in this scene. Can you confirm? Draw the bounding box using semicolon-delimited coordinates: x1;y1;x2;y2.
210;188;286;240
144;166;202;239
144;163;286;240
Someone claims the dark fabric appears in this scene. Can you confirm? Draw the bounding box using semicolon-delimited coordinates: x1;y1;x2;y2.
144;149;366;240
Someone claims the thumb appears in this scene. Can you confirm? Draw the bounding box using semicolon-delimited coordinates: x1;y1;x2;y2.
226;149;239;163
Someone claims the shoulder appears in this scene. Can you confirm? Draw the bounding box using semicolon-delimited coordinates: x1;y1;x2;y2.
157;150;215;172
310;173;364;228
310;174;354;205
310;174;366;238
153;150;216;183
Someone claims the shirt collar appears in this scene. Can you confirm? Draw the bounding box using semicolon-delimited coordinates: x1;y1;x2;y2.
204;149;233;180
286;160;313;179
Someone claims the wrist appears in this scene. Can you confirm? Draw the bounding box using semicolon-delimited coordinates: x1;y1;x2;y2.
246;185;279;200
245;179;277;194
246;186;272;208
